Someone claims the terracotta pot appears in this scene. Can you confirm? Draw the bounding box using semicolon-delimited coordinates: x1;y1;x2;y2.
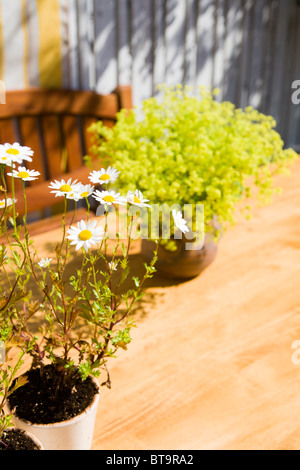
1;427;44;450
8;376;100;451
141;233;218;279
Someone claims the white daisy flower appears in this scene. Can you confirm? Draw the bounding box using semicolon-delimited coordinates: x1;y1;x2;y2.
38;257;52;268
0;153;15;167
66;219;104;251
127;190;151;208
0;143;33;163
172;210;189;234
7;166;40;181
48;178;79;197
93;190;127;206
66;183;95;201
88;166;120;185
77;183;95;199
0;198;17;209
108;260;118;271
65;192;82;202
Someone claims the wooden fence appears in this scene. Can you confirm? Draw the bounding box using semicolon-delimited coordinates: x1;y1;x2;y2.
0;0;300;148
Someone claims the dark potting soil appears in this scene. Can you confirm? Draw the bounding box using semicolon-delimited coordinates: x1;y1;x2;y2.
0;428;40;450
7;365;99;425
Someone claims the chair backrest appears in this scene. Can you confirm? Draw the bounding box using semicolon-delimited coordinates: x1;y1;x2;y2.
0;86;132;216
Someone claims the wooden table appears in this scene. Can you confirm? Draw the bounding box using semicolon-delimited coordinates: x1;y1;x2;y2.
21;158;300;450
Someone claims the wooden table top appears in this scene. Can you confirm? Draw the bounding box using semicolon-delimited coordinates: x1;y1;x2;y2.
18;158;300;450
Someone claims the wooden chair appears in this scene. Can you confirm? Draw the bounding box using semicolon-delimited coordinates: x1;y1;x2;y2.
0;86;132;224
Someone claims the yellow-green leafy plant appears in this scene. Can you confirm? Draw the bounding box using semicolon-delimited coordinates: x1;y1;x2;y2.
88;84;298;240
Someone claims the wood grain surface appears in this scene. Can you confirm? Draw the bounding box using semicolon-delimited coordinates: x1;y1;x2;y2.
15;157;300;450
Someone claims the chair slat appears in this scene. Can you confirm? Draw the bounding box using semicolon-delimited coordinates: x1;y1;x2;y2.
83;117;97;157
62;115;83;172
19;116;47;185
114;85;132;113
0;118;17;144
41;115;64;179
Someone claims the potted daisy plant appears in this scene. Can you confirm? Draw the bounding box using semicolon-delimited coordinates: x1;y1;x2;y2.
0;141;187;450
0;180;43;451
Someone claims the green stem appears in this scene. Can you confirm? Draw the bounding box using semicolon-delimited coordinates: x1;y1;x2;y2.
104;205;109;258
57;195;68;276
85;197;90;221
62;200;77;272
10;165;17;235
113;213;134;299
22;180;29;242
0;166;7;229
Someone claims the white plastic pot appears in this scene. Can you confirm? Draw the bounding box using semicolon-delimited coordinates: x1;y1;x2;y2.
23;429;44;450
9;377;100;450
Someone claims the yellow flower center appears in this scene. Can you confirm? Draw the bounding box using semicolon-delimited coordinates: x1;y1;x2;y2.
1;157;7;161
17;171;30;179
99;173;110;181
59;184;72;192
81;191;89;198
134;196;141;204
6;148;20;155
103;195;115;202
78;229;92;241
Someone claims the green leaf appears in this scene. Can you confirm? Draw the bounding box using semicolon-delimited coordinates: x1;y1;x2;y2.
120;266;130;285
132;276;140;288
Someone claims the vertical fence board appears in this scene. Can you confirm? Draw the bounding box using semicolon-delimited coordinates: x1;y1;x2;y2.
222;0;244;105
247;0;264;109
60;0;71;89
261;0;279;116
94;0;117;93
238;0;253;109
67;0;81;89
151;0;166;94
212;0;226;97
116;0;132;86
183;0;198;88
76;0;91;90
163;0;187;85
131;0;154;104
196;0;215;88
268;0;290;133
